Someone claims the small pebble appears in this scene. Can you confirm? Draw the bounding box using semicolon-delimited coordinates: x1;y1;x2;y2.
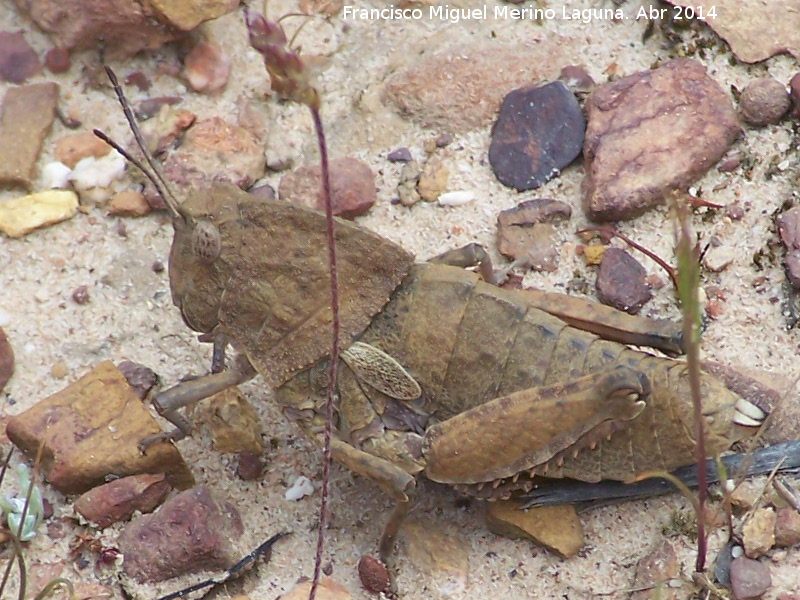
279;157;376;219
558;65;595;94
397;160;422;206
69;151;126;192
124;71;151;92
44;47;70;74
437;191;475;206
248;184;276;200
285;475;314;501
358;555;390;594
729;556;772;600
54;131;113;169
739;77;790;126
0;190;79;238
418;159;449;202
490;81;584;191
774;507;800;548
40;162;72;190
790;73;800;117
0;327;14;392
387;147;412;162
71;285;90;305
108;191;151;217
116;361;157;400
236;451;264;480
726;202;745;220
0;31;41;83
583;245;605;266
435;132;453;147
595;248;652;314
51;361;68;379
184;41;231;93
152;260;165;273
743;507;776;558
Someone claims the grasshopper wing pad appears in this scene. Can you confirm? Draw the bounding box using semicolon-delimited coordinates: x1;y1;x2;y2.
218;197;414;388
341;341;422;400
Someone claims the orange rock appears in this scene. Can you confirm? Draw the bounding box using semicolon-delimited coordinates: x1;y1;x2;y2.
54;130;112;168
6;361;193;494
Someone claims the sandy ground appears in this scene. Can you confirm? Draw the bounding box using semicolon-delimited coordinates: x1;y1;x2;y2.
1;1;800;599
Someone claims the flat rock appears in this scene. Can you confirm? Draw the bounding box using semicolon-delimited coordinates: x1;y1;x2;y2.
595;247;652;314
739;78;791;126
730;556;772;600
160;116;265;194
0;327;13;392
0;82;59;190
743;507;776;558
279;157;376;219
496;199;572;272
119;486;243;583
666;0;800;63
485;501;584;558
777;206;800;288
0;31;41;83
630;538;682;600
74;473;171;528
13;0;237;59
489;81;584;191
198;387;264;454
5;361;194;494
383;42;571;133
0;190;78;238
54;130;113;169
774;507;800;548
582;59;740;222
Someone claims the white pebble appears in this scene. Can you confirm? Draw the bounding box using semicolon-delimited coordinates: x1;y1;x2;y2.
438;191;475;206
41;161;72;189
285;475;315;501
69;150;126;191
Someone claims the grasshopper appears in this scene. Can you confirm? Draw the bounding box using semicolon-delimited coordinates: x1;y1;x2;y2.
99;66;765;574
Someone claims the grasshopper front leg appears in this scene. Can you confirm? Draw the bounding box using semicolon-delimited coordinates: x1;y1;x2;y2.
140;352;257;450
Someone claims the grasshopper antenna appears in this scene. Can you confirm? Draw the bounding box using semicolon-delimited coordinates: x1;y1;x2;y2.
93;66;182;221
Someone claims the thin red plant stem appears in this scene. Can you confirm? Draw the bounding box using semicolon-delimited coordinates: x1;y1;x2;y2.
308;106;338;600
577;225;678;290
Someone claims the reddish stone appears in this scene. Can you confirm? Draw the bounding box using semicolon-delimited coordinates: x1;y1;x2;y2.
74;474;171;528
119;487;243;582
279;157;376;219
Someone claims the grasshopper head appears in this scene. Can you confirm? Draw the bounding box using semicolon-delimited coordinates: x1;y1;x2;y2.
168;183;254;334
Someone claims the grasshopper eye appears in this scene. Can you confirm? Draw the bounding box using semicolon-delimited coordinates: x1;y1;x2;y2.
192;220;221;263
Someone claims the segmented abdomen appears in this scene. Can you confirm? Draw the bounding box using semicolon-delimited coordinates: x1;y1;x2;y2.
359;263;738;485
